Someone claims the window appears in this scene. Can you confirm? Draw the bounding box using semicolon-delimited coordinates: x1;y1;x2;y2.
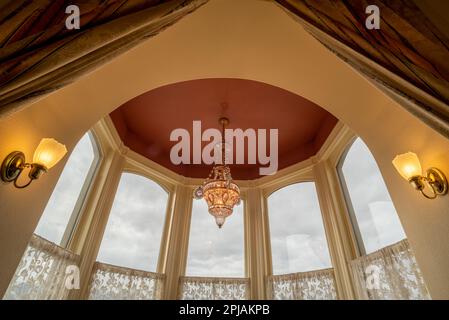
34;132;100;246
186;199;245;277
268;182;331;275
96;173;168;272
338;138;406;254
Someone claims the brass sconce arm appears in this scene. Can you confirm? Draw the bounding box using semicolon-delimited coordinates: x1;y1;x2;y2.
1;138;66;189
408;168;448;200
1;151;48;189
393;152;448;200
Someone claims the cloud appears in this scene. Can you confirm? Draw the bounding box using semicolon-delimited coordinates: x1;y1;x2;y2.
35;135;406;278
35;134;96;245
186;200;245;277
268;182;332;274
340;138;406;254
96;173;168;272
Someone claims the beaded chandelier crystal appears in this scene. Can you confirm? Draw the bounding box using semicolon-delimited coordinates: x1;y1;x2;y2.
193;117;241;228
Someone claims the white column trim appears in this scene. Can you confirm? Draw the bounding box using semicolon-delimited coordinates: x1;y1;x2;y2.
74;150;125;299
163;184;193;299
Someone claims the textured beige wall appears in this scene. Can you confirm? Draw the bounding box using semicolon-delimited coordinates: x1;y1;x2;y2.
1;0;449;298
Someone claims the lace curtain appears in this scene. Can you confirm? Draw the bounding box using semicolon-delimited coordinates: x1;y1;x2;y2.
179;276;250;300
88;262;165;300
3;234;80;300
350;239;430;300
267;268;337;300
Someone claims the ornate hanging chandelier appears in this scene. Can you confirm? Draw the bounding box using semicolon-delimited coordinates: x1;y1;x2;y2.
194;117;241;228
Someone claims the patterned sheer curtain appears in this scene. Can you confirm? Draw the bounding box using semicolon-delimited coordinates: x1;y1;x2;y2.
3;234;80;300
350;239;430;300
178;276;250;300
88;262;165;300
267;268;337;300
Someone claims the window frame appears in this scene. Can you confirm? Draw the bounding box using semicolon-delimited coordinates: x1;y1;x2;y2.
185;191;248;278
96;169;171;273
335;137;367;256
336;137;405;256
81;119;369;299
38;131;103;248
265;180;333;275
123;167;174;274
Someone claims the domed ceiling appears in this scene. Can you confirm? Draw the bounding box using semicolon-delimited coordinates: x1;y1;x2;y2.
110;78;338;180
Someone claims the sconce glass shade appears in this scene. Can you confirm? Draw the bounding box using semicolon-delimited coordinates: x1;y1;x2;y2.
392;152;423;180
33;138;67;169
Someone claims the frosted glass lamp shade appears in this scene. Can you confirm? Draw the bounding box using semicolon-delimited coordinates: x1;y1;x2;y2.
33;138;67;169
392;152;422;180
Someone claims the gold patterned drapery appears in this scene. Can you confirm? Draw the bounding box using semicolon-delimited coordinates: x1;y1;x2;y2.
0;0;208;118
276;0;449;137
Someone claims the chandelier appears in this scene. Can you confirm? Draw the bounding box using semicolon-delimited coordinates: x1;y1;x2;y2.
194;117;241;228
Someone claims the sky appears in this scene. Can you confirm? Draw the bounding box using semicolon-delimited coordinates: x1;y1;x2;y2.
35;133;96;245
186;199;245;277
268;182;332;274
340;138;406;254
96;173;168;272
35;134;406;275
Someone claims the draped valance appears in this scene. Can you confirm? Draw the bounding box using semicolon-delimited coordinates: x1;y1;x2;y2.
2;0;449;137
276;0;449;137
0;0;207;118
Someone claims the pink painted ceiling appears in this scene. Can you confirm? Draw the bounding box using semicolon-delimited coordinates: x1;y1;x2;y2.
110;78;337;180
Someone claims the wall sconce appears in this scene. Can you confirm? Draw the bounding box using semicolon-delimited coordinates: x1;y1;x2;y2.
392;152;448;199
1;138;67;189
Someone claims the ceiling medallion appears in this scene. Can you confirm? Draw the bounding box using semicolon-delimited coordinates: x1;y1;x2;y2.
194;117;241;228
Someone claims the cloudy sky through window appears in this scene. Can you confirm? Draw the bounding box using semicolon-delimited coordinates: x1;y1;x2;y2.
36;133;406;276
186;199;245;277
96;173;168;272
268;182;332;274
340;138;406;254
35;133;96;245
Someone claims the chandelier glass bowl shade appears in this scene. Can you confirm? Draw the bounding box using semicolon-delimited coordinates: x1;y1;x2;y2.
193;117;241;228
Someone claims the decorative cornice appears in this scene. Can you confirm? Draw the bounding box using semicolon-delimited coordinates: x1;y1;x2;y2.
96;116;354;191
